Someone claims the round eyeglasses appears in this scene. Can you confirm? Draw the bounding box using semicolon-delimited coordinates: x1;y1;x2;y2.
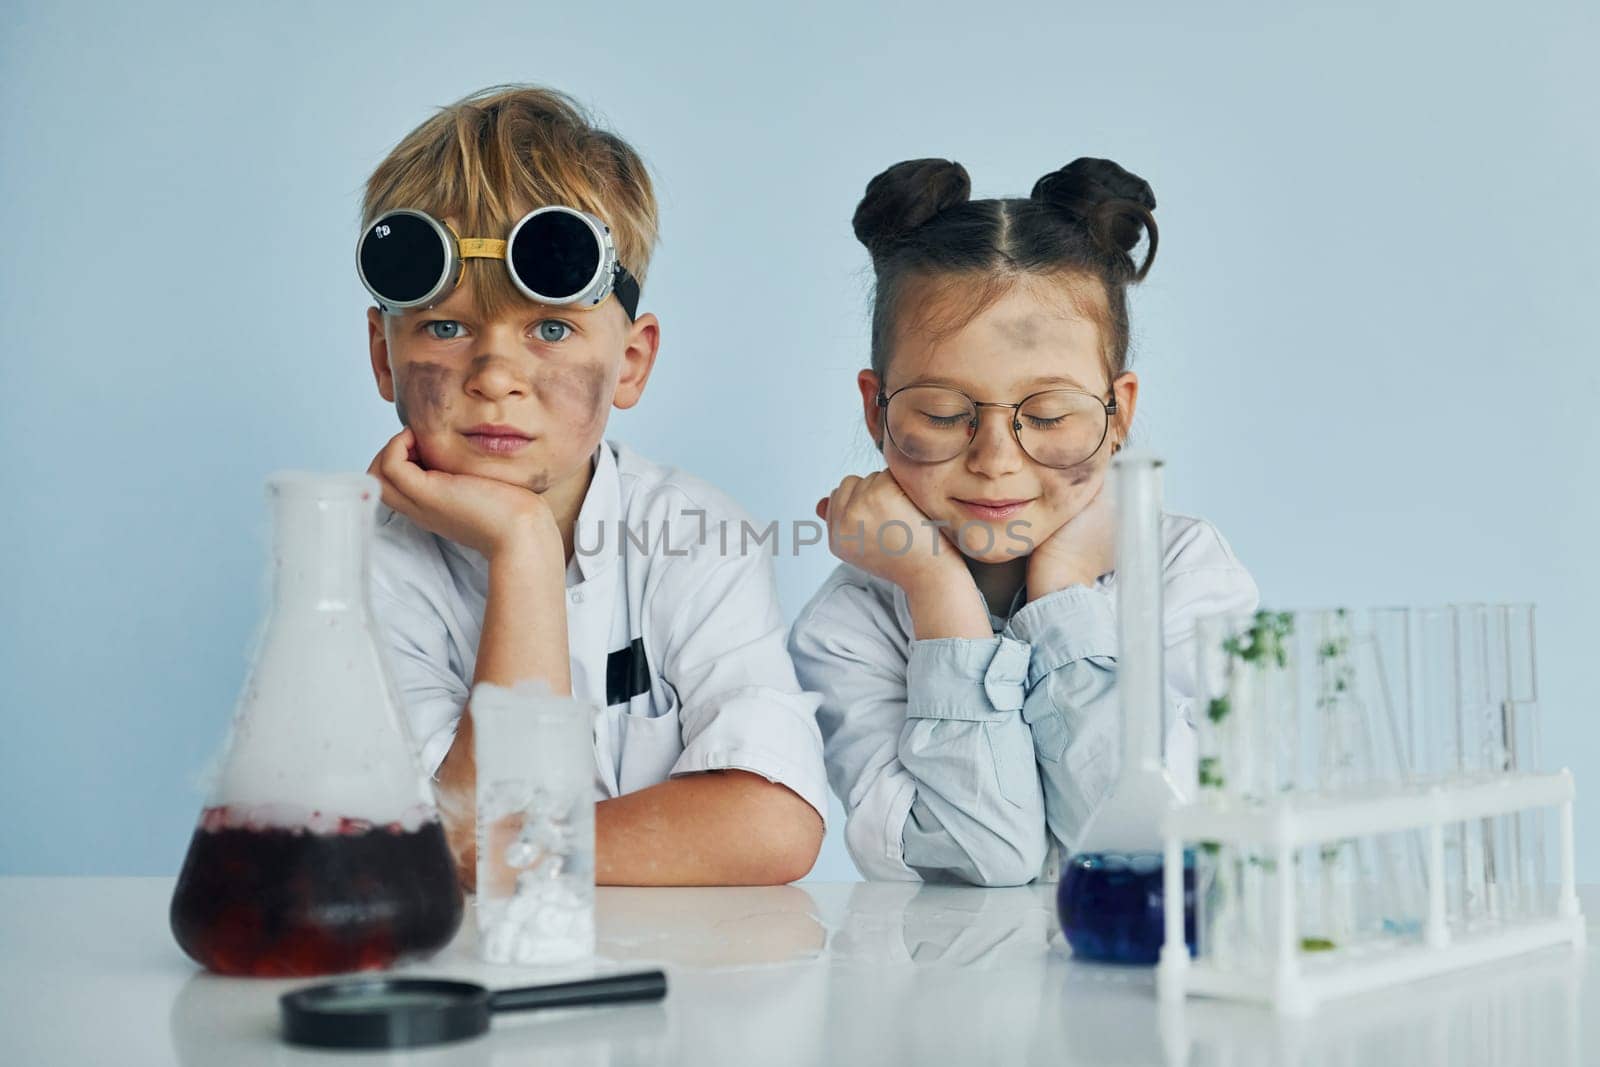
876;384;1118;469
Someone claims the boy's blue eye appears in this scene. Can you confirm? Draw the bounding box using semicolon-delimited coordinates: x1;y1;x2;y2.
536;320;572;344
425;320;464;340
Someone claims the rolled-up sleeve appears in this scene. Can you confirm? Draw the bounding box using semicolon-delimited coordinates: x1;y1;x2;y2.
1004;562;1260;854
1005;586;1122;854
370;585;470;779
651;540;830;826
788;578;1047;887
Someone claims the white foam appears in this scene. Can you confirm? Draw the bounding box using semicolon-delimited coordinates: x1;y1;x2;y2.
206;476;436;825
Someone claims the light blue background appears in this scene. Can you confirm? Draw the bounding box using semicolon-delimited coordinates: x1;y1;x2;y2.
2;1;1595;881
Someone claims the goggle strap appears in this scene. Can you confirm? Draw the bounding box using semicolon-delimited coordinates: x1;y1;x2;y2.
613;267;641;322
458;238;508;259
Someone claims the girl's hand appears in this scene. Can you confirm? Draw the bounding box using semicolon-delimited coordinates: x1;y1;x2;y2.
1026;481;1117;599
367;428;561;564
815;470;966;594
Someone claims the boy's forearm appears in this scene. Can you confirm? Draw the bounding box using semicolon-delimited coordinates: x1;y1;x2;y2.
595;771;823;886
432;543;571;876
475;541;572;693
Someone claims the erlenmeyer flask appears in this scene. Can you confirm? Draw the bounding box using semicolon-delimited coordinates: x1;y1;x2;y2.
169;473;463;976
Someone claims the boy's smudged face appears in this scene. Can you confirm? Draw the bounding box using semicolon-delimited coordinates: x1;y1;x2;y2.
860;276;1138;566
367;255;657;500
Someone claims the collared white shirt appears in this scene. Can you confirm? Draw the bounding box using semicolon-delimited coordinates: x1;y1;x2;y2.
369;438;829;824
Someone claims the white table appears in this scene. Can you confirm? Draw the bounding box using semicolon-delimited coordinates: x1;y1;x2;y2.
1;878;1595;1065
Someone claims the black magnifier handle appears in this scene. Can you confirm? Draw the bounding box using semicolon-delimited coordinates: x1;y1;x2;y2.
488;969;667;1014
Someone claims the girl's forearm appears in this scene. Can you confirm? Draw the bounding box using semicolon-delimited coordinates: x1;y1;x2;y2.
903;574;993;640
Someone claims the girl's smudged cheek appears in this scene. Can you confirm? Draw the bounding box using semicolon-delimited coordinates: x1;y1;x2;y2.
1060;458;1096;488
1040;459;1103;511
394;362;455;429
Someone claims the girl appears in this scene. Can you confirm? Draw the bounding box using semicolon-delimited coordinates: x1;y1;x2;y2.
788;157;1258;887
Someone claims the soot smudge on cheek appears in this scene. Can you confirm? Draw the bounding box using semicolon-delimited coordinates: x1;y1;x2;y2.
534;362;610;431
395;362;455;429
1040;459;1105;520
1067;461;1095;488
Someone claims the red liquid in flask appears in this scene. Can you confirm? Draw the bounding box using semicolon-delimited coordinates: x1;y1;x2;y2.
169;805;464;977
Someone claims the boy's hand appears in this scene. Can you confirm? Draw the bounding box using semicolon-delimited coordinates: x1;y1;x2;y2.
1026;480;1117;599
367;428;560;563
816;470;967;594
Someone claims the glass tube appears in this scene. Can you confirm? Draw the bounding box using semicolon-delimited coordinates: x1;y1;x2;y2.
1503;603;1546;918
1192;612;1246;971
1355;607;1429;941
1416;606;1468;929
1454;604;1493;925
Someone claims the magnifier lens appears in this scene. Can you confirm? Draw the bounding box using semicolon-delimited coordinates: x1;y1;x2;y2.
360;212;451;306
307;989;463;1013
510;210;602;300
282;978;488;1050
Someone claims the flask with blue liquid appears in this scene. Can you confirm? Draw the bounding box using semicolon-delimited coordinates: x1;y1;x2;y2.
1056;451;1196;964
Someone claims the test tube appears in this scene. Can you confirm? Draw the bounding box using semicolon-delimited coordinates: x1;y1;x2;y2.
1481;604;1520;919
1502;603;1547;918
1416;606;1468;929
1504;604;1540;760
1193;609;1291;973
1455;603;1495;922
1192;612;1247;971
1366;606;1417;782
1357;606;1429;941
1253;611;1295;966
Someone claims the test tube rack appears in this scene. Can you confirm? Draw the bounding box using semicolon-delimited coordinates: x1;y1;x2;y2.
1156;770;1585;1014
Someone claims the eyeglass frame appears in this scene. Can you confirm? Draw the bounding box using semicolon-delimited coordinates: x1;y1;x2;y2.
874;382;1120;469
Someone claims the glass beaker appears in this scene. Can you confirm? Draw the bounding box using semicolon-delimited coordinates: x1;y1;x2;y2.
169;473;463;977
472;680;597;965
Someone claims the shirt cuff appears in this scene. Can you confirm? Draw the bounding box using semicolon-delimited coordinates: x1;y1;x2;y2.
905;636;1031;719
671;688;831;827
1004;585;1117;686
418;723;458;781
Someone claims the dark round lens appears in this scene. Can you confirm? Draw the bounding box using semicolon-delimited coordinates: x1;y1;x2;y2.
359;213;449;305
509;210;601;301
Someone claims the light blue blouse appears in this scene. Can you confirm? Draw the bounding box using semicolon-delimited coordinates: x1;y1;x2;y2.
787;512;1259;886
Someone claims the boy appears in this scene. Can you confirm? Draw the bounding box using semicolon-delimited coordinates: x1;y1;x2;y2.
358;85;826;889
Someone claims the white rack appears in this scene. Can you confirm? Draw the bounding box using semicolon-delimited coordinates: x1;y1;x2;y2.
1157;770;1586;1014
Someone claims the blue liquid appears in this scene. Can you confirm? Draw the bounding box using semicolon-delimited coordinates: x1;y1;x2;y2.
1057;850;1197;965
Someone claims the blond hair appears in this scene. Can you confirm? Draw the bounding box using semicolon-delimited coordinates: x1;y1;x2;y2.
362;84;658;320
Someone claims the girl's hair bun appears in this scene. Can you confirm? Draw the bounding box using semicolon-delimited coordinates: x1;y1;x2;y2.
1031;157;1158;277
1031;157;1156;218
852;158;971;259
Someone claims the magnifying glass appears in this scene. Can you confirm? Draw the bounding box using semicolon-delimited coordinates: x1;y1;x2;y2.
279;969;667;1049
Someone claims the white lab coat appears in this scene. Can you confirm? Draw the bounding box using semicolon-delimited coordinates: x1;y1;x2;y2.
369;437;829;824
